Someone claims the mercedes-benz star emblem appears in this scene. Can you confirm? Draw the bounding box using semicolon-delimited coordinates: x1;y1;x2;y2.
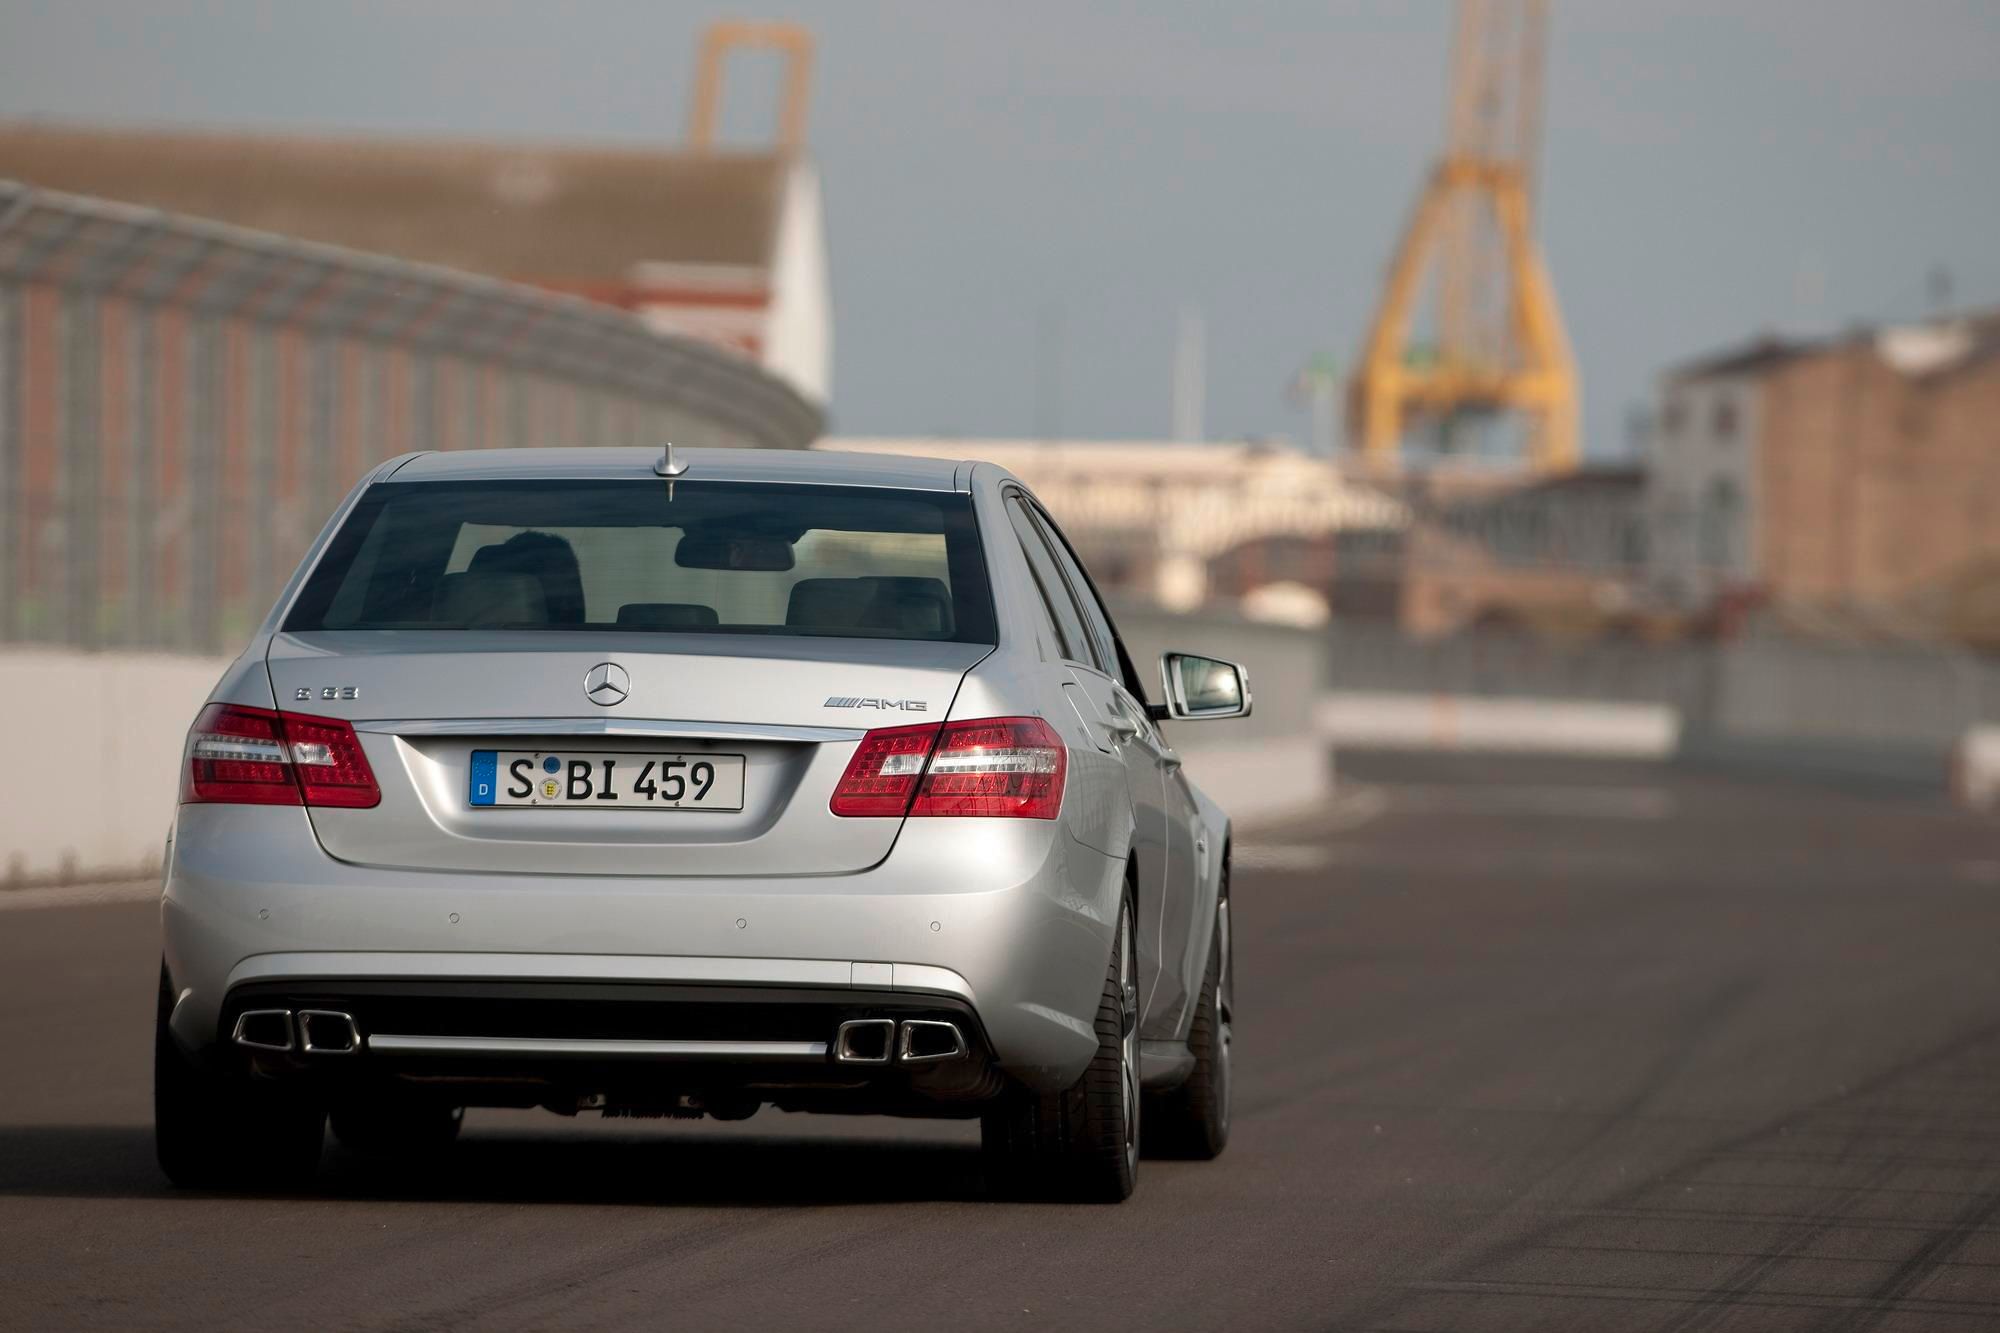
582;662;629;707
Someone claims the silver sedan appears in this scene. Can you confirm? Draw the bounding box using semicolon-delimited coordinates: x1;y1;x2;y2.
157;446;1247;1202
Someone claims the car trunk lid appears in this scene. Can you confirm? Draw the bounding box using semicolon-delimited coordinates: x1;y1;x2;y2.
267;630;986;876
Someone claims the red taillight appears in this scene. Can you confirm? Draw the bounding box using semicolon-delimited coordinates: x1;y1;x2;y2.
829;721;941;817
830;716;1066;820
283;713;381;807
182;704;380;809
183;704;297;805
913;717;1066;818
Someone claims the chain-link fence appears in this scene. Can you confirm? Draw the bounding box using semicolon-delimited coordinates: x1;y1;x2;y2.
0;182;823;654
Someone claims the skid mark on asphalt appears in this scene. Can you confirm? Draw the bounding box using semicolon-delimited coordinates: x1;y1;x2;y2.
1373;783;1676;821
1363;1023;2000;1332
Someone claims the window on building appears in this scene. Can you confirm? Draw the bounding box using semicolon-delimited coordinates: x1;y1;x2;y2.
1711;396;1738;440
1661;396;1687;438
1699;476;1741;570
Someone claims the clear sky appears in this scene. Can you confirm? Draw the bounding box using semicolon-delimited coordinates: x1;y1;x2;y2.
1;1;1994;455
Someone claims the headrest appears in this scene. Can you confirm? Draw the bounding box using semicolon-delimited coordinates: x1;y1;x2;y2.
435;570;547;627
465;531;585;624
785;576;952;636
616;602;720;629
785;578;880;630
864;576;952;635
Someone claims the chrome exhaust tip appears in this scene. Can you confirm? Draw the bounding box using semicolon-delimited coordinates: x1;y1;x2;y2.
296;1009;361;1056
896;1019;967;1064
832;1018;896;1064
231;1009;295;1053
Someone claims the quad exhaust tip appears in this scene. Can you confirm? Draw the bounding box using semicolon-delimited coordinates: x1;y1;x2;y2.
833;1018;895;1064
230;1008;361;1055
896;1019;967;1064
230;1009;295;1053
297;1009;361;1055
832;1018;968;1064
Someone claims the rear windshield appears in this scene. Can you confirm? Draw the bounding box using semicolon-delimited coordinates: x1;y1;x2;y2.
284;479;996;643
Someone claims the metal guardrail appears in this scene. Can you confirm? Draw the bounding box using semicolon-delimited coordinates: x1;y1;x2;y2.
0;181;824;653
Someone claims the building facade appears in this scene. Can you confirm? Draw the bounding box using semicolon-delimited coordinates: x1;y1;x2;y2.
818;438;1407;612
1647;314;2000;632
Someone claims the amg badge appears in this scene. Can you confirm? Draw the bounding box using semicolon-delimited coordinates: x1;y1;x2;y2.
825;696;928;712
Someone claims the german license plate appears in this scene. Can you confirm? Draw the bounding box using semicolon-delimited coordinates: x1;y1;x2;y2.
469;751;746;811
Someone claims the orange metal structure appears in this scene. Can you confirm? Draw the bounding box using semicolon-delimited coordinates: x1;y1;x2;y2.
687;21;816;153
1351;0;1577;472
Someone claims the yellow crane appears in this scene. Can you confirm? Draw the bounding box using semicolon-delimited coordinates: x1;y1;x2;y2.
1350;0;1578;472
688;20;816;153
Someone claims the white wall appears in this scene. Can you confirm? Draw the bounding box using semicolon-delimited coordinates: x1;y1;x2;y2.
1318;692;1680;758
1953;726;2000;810
765;161;832;407
0;650;229;884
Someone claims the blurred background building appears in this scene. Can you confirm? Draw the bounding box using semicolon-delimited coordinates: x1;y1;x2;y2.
1646;311;2000;648
820;438;1407;624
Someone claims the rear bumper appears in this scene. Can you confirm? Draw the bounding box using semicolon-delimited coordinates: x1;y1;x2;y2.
213;978;1004;1115
162;805;1123;1092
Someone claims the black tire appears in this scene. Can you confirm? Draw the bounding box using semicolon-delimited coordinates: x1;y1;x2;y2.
981;893;1140;1202
329;1098;464;1157
1144;861;1232;1160
154;967;325;1190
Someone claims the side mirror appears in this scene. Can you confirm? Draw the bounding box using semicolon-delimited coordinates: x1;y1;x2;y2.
1155;652;1252;721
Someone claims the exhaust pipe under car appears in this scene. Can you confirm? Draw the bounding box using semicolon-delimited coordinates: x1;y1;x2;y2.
896;1019;967;1064
834;1018;969;1064
833;1018;896;1064
295;1009;361;1055
231;1009;296;1053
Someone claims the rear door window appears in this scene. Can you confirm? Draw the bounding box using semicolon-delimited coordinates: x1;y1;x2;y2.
1024;500;1119;674
285;480;996;644
1004;493;1098;668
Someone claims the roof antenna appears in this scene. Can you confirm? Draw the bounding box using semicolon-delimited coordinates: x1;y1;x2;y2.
655;441;689;500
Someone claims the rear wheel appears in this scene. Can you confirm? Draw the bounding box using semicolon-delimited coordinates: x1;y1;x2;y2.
154;968;324;1190
981;893;1140;1202
1144;872;1232;1159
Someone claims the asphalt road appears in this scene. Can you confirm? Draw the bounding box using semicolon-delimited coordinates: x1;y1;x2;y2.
4;754;2000;1331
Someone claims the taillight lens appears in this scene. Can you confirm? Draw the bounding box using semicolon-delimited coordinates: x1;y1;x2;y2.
283;713;381;807
182;704;380;808
830;716;1066;819
829;721;941;817
184;704;298;805
913;717;1066;818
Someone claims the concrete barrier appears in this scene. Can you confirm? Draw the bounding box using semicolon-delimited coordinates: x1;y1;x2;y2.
0;650;230;884
1317;691;1680;759
1954;726;2000;810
